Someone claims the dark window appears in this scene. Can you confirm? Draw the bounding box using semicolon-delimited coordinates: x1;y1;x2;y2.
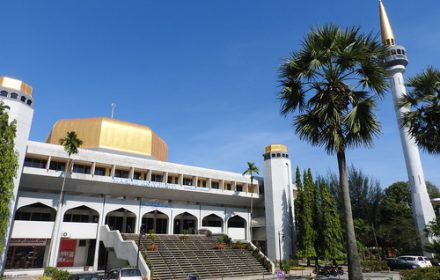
397;49;402;55
183;178;193;186
0;91;7;97
151;174;163;182
78;240;86;247
10;92;18;99
114;169;129;178
94;167;106;176
236;185;243;192
202;219;222;227
211;182;219;189
134;171;142;180
24;158;47;169
277;153;281;157
271;153;275;158
286;154;289;158
27;99;32;106
20;96;26;102
73;164;91;174
121;269;141;277
49;161;66;171
391;49;397;55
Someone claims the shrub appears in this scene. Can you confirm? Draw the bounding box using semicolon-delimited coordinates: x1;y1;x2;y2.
360;260;388;272
281;260;291;273
401;267;440;280
44;267;69;280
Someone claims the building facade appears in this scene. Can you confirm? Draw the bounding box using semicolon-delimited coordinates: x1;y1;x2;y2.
0;77;296;272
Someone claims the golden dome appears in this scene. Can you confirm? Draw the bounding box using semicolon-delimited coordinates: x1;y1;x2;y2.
265;144;288;154
0;76;33;96
46;117;168;161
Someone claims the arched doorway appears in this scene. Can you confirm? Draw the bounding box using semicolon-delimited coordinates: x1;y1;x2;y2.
173;212;197;234
202;214;223;233
64;205;99;223
15;203;56;221
141;210;169;234
227;215;247;240
105;208;136;233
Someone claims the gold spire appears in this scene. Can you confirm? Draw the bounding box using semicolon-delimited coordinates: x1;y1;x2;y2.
379;0;395;46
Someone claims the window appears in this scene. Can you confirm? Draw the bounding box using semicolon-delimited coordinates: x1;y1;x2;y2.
167;176;177;184
78;240;86;247
226;183;232;190
134;172;142;180
151;174;163;182
94;167;106;176
183;178;193;186
49;161;66;171
397;49;402;55
73;164;91;174
277;153;281;157
27;99;32;106
211;182;219;189
10;92;18;99
236;185;243;192
0;91;7;97
24;158;47;169
114;169;129;178
20;96;26;102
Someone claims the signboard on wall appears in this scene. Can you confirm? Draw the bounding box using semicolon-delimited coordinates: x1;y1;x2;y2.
57;239;77;267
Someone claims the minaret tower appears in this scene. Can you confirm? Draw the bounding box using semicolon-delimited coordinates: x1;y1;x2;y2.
379;1;436;255
0;77;34;272
263;144;295;263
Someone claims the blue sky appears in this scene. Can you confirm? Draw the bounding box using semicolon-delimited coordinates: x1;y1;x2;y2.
2;0;439;188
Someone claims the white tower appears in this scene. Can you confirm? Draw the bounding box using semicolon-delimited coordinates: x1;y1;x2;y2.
263;144;295;263
0;77;34;272
379;1;436;255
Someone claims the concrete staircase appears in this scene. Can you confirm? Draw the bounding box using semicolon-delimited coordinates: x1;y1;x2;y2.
122;234;271;280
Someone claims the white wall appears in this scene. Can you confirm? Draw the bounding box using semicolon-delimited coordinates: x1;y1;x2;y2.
228;228;246;240
11;221;54;238
61;223;98;239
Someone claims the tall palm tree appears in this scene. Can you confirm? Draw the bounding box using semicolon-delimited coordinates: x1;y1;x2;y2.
47;131;83;266
399;66;440;154
242;162;259;242
279;25;388;280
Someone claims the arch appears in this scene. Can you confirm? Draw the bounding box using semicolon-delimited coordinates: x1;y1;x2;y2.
141;210;169;234
0;90;7;97
227;215;247;240
105;208;136;233
15;202;56;221
63;205;99;223
202;214;224;232
173;212;198;234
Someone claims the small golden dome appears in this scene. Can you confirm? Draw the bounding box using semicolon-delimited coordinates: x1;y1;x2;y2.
264;144;288;154
0;76;33;96
46;117;168;161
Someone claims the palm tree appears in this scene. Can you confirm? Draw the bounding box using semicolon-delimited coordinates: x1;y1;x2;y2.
47;131;83;266
242;162;259;242
279;25;388;280
399;66;440;154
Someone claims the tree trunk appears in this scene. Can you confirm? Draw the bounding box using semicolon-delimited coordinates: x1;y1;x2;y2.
337;150;363;280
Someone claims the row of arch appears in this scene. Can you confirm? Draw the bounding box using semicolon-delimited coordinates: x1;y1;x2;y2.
14;203;246;234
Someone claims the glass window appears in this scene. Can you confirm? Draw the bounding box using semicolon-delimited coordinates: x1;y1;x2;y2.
151;174;163;182
211;182;219;189
94;167;106;176
24;158;47;169
236;185;243;192
0;91;7;97
183;178;193;186
114;169;129;178
20;96;26;102
133;171;142;180
73;164;91;174
10;92;18;99
27;99;32;106
49;161;66;171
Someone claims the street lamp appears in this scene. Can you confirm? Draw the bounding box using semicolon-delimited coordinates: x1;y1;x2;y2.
136;226;145;268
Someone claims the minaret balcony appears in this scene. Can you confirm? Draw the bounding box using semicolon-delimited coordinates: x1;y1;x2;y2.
384;45;408;68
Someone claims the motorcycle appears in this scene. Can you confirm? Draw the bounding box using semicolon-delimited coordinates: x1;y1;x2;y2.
313;264;344;277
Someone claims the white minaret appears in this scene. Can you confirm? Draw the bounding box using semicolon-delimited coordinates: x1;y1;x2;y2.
263;144;295;263
379;1;436;256
0;77;34;273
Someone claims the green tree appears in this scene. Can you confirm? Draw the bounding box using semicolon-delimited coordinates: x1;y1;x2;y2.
425;216;440;258
47;131;83;265
400;67;440;154
242;161;259;241
377;182;421;255
295;170;316;264
279;25;388;280
320;180;345;261
426;181;440;199
0;102;18;254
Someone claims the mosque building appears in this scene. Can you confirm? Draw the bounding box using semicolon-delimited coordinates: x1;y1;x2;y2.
0;76;296;272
